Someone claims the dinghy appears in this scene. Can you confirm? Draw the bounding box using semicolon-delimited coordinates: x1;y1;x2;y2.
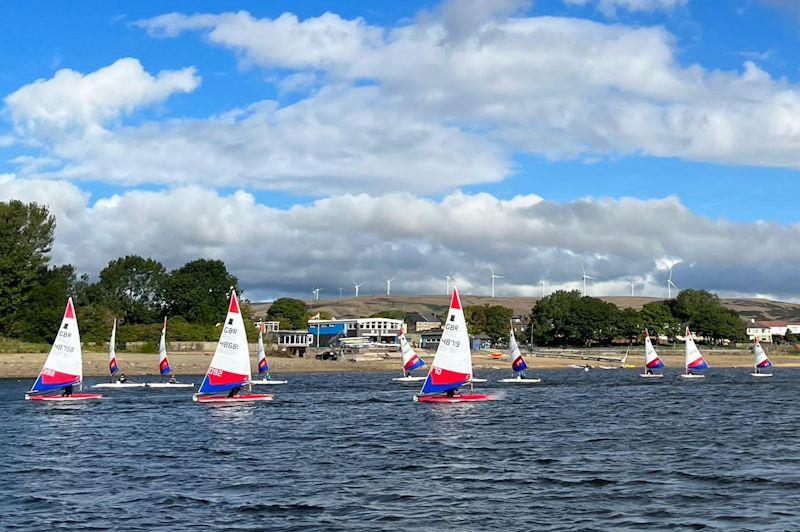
392;333;426;382
25;298;102;401
414;287;497;403
193;291;273;403
751;338;773;378
147;317;194;389
639;329;664;379
681;327;708;379
250;323;287;385
93;318;145;389
499;326;540;383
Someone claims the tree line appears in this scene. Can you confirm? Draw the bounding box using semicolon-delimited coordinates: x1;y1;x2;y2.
526;289;746;347
1;200;246;347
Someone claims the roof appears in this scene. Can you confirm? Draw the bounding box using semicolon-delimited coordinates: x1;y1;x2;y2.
406;311;439;323
745;322;772;330
420;328;444;336
760;320;789;327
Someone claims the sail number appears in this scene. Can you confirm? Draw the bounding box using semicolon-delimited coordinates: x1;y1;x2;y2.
444;323;459;331
441;338;460;347
219;341;238;350
223;326;238;335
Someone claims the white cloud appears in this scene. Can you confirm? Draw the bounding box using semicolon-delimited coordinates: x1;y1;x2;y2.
135;8;800;173
2;173;799;300
562;0;688;16
4;58;199;137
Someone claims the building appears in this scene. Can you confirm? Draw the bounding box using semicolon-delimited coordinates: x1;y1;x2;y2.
420;328;443;349
272;329;314;356
760;320;789;337
405;312;441;333
307;317;404;347
256;320;279;332
745;320;773;343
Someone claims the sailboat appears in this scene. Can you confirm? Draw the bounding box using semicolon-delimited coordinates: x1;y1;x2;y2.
413;287;497;402
751;338;773;378
25;297;102;401
392;333;427;382
639;329;665;379
681;326;709;379
251;323;287;385
93;318;145;388
193;290;274;402
498;326;540;383
147;317;193;389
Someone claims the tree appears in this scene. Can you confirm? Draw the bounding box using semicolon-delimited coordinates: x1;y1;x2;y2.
0;200;55;333
641;301;678;340
671;289;746;343
266;298;308;329
164;259;238;324
95;256;167;323
483;305;514;344
464;306;487;336
8;265;75;342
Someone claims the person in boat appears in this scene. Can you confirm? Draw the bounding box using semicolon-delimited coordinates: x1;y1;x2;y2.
517;370;527;380
645;368;653;375
61;384;73;397
168;374;178;384
446;388;456;398
227;386;242;398
118;373;127;383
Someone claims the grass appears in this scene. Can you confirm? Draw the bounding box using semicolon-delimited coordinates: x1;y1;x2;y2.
0;337;50;353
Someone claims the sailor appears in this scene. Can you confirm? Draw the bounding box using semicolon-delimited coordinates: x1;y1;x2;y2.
227;386;241;398
446;388;455;398
118;373;127;383
168;374;177;384
645;368;653;375
61;384;73;397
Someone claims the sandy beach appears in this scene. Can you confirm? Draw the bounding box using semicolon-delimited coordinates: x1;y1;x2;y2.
2;349;799;379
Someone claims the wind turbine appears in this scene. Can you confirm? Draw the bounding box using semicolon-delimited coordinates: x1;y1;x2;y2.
629;278;635;296
384;275;395;296
353;281;363;298
581;262;596;297
445;274;452;295
312;287;323;300
540;279;547;298
489;265;503;298
667;268;679;299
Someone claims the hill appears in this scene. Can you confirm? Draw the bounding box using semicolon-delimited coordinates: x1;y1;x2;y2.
250;295;800;322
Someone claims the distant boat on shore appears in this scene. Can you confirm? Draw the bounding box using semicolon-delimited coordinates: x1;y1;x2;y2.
25;298;102;401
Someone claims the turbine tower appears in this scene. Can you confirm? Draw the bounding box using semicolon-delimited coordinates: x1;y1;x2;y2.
540;279;547;298
630;278;635;296
353;281;363;298
312;287;323;300
581;262;596;297
489;265;503;298
384;275;395;296
445;274;452;295
667;268;679;299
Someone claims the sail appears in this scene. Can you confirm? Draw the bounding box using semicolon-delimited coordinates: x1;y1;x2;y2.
108;318;119;376
257;323;269;374
400;333;425;372
420;287;472;393
754;339;772;368
198;291;251;394
685;327;709;371
30;298;83;392
644;330;664;369
158;317;171;375
509;329;528;373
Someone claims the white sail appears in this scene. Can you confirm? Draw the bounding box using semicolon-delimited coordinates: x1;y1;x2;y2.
158;317;171;375
420;287;472;393
400;333;424;373
108;318;119;376
644;330;664;370
31;297;83;391
198;291;251;393
685;327;709;371
754;339;771;369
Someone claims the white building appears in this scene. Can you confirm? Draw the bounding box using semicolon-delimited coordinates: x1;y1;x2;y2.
745;320;773;343
308;317;404;346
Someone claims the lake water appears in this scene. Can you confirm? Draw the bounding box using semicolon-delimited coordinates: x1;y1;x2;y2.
2;368;800;530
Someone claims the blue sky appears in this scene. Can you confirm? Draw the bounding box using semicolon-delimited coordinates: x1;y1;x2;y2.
2;0;800;300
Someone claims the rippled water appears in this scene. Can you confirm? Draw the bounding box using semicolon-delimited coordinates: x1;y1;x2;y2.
2;368;800;530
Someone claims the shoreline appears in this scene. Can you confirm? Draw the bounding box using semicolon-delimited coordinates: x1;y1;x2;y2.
2;351;800;379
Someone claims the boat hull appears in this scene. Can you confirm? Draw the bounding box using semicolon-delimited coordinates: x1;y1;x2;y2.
250;379;288;385
92;382;146;389
414;393;497;403
146;382;195;388
639;373;664;379
193;393;274;403
751;373;773;378
498;378;541;384
680;373;706;379
391;376;426;382
470;378;488;383
26;393;103;401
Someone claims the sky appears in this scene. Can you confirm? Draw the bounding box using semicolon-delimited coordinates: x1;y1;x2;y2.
2;0;800;301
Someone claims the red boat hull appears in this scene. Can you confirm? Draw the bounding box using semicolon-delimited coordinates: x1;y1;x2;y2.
26;393;103;401
194;393;274;403
415;393;497;403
